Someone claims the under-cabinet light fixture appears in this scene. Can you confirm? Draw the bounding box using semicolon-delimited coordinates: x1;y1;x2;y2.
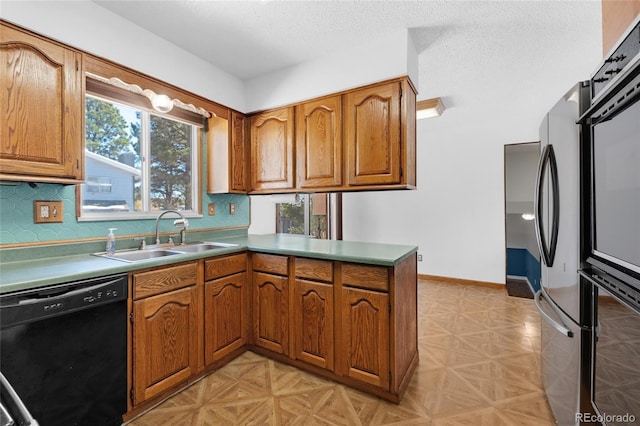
522;213;535;221
150;94;174;113
416;97;445;119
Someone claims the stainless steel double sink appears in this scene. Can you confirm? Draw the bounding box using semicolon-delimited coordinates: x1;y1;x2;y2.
94;242;238;263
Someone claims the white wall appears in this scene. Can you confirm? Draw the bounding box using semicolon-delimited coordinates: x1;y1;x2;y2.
341;3;602;284
506;214;539;257
2;0;246;112
245;29;418;112
249;195;286;235
505;143;539;214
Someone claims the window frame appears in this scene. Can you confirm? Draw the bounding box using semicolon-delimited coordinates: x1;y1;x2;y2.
77;92;202;222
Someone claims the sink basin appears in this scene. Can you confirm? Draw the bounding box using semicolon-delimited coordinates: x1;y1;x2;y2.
94;249;181;263
93;242;238;262
172;242;238;253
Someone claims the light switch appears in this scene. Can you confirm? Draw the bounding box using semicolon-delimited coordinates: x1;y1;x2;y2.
208;203;216;215
229;203;236;215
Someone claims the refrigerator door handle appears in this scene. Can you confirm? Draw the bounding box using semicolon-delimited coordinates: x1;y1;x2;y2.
534;144;560;267
534;145;551;267
547;145;560;266
534;290;574;338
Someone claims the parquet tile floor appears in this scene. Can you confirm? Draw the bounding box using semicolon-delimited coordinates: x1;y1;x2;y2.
128;278;556;425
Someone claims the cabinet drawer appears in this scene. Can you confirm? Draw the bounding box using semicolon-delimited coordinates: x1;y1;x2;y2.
295;258;333;283
205;253;247;281
133;262;198;300
342;263;389;292
252;253;288;276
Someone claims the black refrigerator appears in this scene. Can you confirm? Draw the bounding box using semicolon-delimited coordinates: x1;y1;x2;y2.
534;81;592;426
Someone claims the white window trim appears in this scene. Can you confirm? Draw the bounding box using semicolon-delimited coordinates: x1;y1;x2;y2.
79;95;201;221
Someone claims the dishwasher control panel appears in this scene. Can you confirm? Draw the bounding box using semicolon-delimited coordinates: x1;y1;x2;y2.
0;274;128;328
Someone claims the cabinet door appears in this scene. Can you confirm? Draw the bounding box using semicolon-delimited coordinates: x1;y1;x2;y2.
253;271;289;355
132;286;198;405
340;287;389;390
293;279;334;370
296;96;342;188
250;107;295;191
204;272;248;365
0;24;84;182
344;81;401;186
230;111;249;192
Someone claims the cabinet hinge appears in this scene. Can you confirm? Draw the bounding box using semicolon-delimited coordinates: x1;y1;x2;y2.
388;302;392;314
130;388;134;402
76;60;79;71
129;312;134;323
399;86;403;98
388;371;392;383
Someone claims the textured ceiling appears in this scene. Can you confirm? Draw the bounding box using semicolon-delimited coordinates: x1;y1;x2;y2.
93;0;602;109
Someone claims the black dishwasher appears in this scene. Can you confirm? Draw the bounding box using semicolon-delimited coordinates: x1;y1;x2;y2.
0;274;128;426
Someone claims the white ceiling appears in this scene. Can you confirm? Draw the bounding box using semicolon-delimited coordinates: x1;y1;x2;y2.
93;0;603;107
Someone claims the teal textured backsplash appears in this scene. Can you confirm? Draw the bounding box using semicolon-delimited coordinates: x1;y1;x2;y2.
0;182;249;245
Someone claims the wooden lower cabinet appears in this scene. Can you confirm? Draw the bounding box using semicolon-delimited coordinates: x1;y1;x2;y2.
204;272;248;364
292;279;334;370
130;262;200;409
204;253;249;366
253;271;289;355
339;286;389;390
132;285;199;406
250;253;417;402
127;251;417;417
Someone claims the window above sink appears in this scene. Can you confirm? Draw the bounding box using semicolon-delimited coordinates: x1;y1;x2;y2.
79;89;202;221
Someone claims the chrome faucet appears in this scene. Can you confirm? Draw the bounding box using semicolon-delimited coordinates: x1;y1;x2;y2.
154;210;189;245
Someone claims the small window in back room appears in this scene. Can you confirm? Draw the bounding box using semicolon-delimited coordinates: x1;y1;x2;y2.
79;88;201;220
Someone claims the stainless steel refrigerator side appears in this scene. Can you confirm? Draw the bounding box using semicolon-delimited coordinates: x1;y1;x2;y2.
536;289;581;425
544;89;581;320
536;82;593;426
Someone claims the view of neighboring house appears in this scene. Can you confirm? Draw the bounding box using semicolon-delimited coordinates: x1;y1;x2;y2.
82;150;140;213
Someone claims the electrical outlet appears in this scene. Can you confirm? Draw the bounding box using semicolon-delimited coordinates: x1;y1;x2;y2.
417;254;423;262
208;203;216;215
34;201;63;223
229;203;236;215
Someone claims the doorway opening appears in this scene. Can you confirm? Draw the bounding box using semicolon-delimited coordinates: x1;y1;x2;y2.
504;142;540;298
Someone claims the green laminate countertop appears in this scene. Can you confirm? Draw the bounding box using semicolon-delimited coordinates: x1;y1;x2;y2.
0;234;417;294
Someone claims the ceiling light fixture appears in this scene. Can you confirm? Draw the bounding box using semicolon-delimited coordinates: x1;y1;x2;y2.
416;97;445;119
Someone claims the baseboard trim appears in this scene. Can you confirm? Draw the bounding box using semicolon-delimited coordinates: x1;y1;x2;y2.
418;274;504;289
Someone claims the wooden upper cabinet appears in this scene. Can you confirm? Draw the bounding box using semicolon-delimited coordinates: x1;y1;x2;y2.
247;77;416;193
0;23;84;183
230;111;249;192
250;106;295;191
344;81;401;186
206;111;248;194
296;95;342;189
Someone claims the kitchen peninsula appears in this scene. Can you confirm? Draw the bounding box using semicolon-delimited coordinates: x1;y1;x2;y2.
0;233;418;418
